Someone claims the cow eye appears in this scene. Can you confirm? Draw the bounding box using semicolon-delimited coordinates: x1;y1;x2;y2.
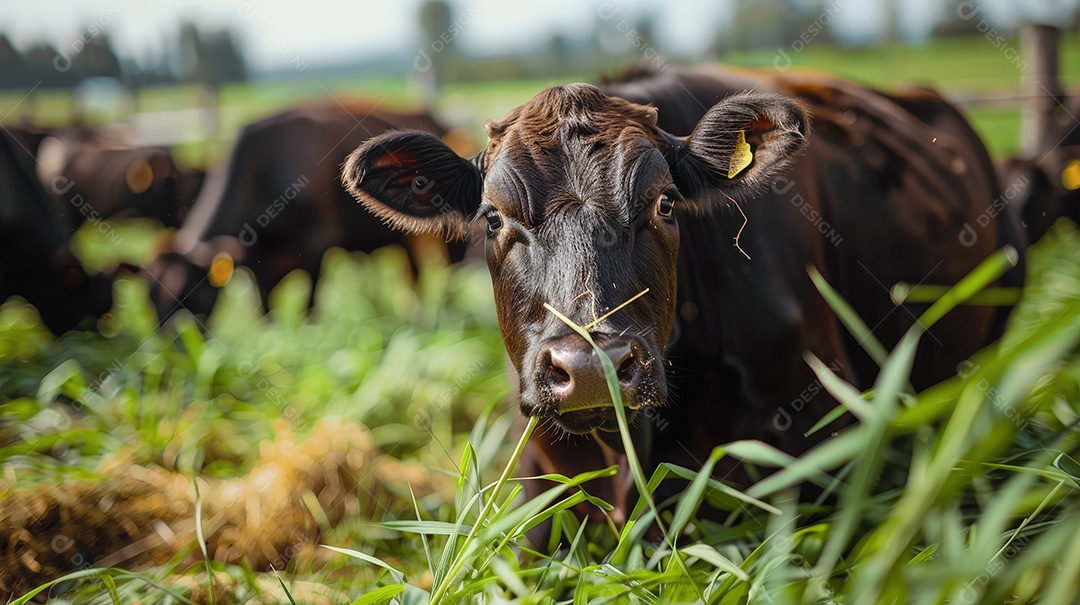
657;192;677;217
484;209;503;232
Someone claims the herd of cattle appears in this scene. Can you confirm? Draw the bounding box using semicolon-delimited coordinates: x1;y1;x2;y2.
3;64;1080;525
1;68;1075;337
2;70;1075;339
0;100;465;332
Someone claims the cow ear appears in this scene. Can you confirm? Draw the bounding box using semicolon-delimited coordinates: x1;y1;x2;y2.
342;130;482;237
665;92;808;213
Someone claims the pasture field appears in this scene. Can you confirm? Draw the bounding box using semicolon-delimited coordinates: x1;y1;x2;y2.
4;34;1080;162
4;213;1080;602
4;35;1080;603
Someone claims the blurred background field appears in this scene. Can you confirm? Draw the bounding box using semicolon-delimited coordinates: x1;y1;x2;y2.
4;0;1080;602
4;2;1080;167
6;37;1080;164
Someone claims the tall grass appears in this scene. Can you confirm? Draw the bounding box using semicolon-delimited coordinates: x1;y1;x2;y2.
3;220;1080;603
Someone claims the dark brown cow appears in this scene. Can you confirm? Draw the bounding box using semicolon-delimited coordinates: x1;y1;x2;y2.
0;128;112;334
342;66;1021;532
147;101;465;319
9;125;202;230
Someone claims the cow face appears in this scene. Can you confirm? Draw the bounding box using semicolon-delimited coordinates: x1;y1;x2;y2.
344;84;807;434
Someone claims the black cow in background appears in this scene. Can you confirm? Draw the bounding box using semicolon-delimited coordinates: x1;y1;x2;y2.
7;124;203;230
146;101;469;319
0;128;112;334
999;89;1080;243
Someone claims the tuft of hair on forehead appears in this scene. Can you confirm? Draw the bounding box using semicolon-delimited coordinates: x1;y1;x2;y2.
485;83;661;154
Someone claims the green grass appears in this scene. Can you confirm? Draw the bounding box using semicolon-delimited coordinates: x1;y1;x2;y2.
4;212;1080;602
725;34;1080;93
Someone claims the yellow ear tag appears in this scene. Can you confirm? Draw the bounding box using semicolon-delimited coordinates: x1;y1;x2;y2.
1061;158;1080;191
728;130;753;179
126;158;154;194
209;252;234;288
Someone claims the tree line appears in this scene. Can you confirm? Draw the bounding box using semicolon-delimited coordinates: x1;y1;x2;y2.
0;21;247;91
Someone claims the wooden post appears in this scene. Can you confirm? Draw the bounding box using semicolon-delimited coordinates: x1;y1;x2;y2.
199;83;221;166
1021;24;1062;159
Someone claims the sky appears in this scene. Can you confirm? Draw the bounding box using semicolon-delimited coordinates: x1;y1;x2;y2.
0;0;1073;72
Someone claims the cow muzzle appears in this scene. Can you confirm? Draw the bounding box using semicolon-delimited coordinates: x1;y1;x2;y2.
532;332;658;434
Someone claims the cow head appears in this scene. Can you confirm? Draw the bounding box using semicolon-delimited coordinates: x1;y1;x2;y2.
344;84;807;434
1000;147;1080;245
145;234;247;320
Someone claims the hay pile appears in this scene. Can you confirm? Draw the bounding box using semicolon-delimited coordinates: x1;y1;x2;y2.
0;419;428;597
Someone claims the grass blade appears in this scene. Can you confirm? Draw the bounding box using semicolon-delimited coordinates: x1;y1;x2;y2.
193;478;216;605
101;575;121;605
351;584;405;605
681;543;749;582
272;568;300;605
322;545;406;584
807;264;889;366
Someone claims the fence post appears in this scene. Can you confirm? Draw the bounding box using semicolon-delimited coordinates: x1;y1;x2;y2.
1021;24;1062;159
199;83;221;167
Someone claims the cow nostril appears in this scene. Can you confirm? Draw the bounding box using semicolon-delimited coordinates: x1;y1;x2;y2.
611;342;646;387
549;365;571;385
616;354;637;383
541;349;573;387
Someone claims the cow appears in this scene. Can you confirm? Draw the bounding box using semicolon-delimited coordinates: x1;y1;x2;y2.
0;127;112;334
342;65;1022;533
8;124;203;230
146;101;467;319
998;90;1080;244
